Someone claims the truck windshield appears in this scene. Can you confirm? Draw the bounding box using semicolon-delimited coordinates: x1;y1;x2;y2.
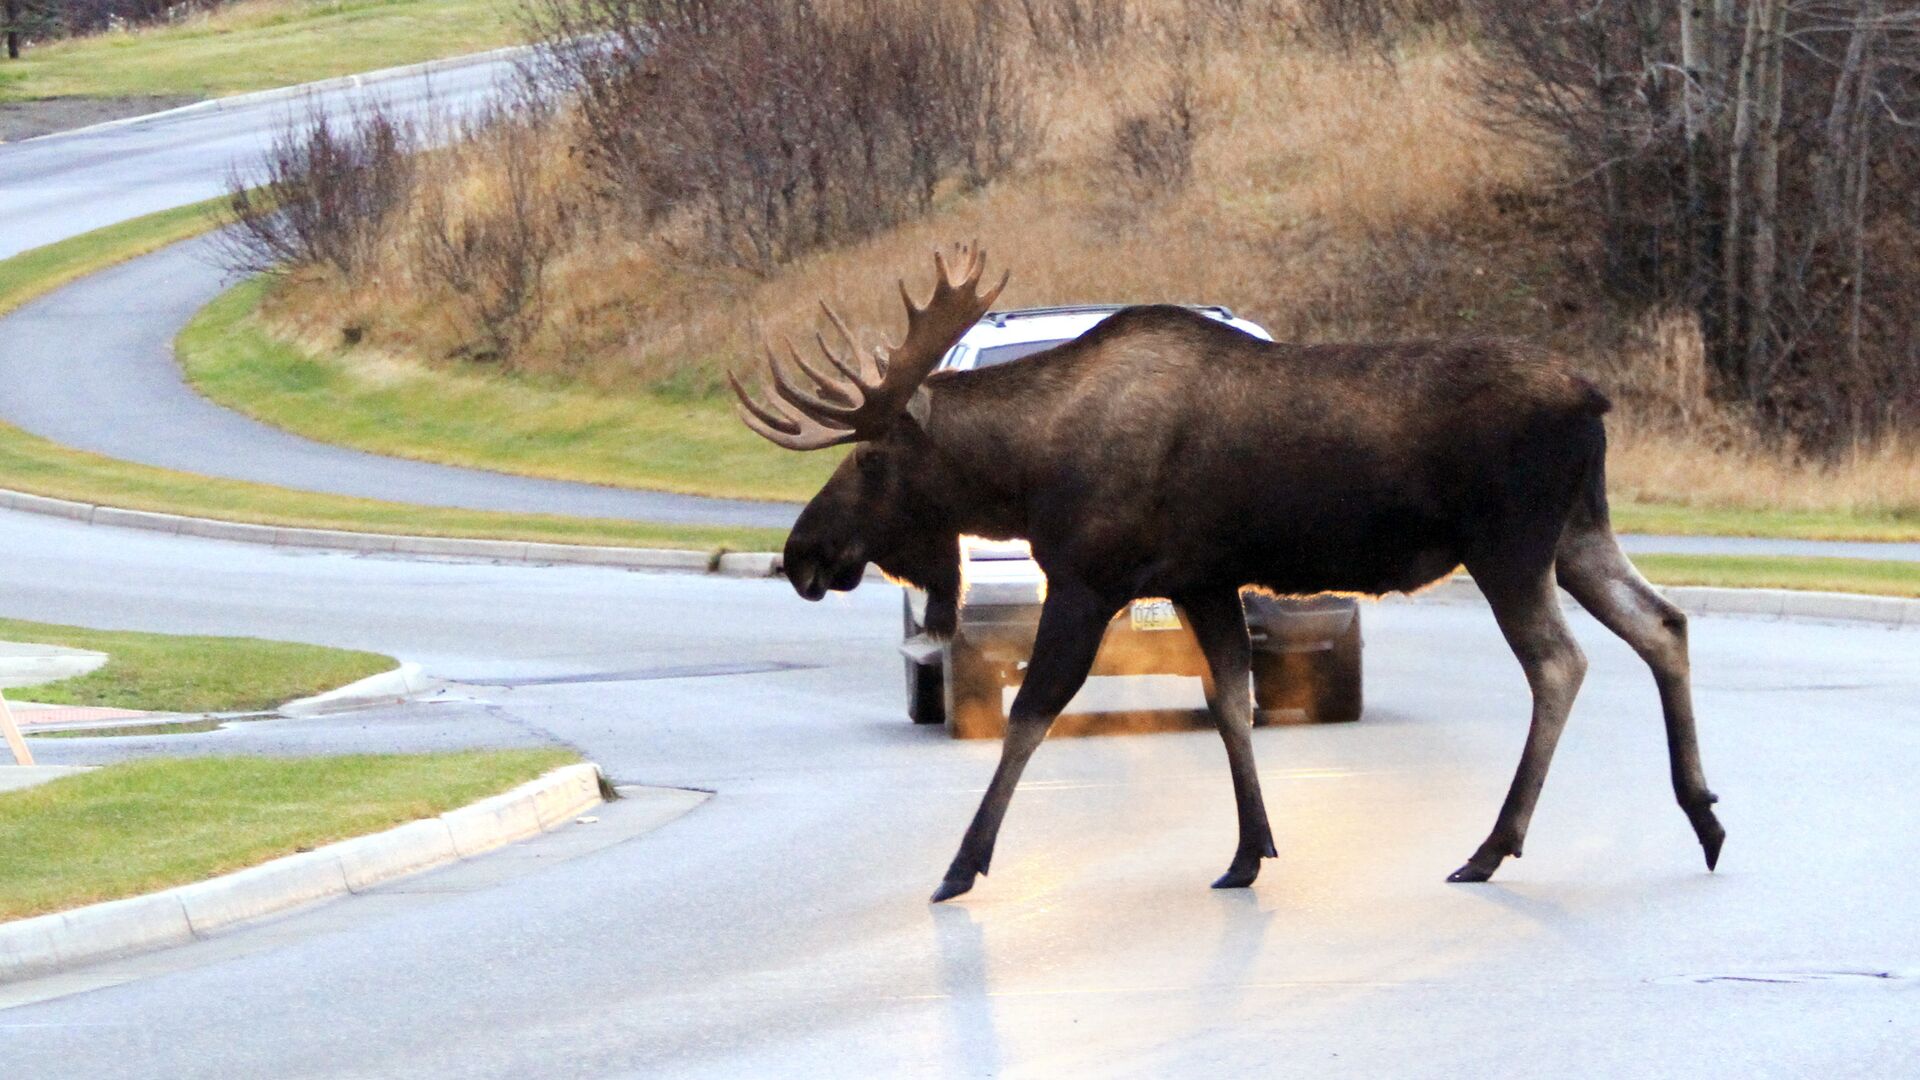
973;339;1071;368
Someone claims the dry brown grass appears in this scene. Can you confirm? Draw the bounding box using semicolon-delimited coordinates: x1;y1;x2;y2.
1596;309;1920;521
1609;427;1920;520
254;13;1917;524
266;36;1545;382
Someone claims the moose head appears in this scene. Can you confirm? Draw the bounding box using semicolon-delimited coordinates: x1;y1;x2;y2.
731;246;1006;632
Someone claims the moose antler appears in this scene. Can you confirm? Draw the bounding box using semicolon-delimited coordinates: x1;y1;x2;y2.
731;244;1008;450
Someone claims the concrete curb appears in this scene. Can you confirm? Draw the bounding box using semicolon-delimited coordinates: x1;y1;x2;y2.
1399;575;1920;628
0;485;787;579
2;485;1913;624
19;46;534;146
0;762;605;984
278;661;442;717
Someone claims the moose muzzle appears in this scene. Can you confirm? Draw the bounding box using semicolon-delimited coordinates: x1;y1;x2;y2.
783;540;868;601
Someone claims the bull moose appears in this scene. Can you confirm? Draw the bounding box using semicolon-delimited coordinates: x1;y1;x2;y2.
732;246;1724;902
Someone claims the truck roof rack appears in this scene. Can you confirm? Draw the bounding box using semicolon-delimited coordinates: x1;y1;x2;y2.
981;303;1234;327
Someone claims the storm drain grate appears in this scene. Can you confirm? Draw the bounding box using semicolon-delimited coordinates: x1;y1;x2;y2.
1654;970;1904;987
468;660;820;688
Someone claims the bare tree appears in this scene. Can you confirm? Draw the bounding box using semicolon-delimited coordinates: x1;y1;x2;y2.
1464;0;1920;444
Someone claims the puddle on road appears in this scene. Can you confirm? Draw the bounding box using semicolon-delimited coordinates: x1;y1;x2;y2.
32;718;225;739
31;712;282;739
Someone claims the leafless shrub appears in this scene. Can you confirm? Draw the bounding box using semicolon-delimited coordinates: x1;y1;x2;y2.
1113;23;1202;197
223;104;417;278
1292;0;1462;49
412;118;572;367
527;0;1037;275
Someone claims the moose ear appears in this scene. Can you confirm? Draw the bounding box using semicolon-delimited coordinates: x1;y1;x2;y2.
904;387;933;431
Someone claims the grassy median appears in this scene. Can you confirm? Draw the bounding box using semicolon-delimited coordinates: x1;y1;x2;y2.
0;616;395;713
0;420;786;551
1629;554;1920;599
0;0;521;105
182;278;838;503
0;750;577;921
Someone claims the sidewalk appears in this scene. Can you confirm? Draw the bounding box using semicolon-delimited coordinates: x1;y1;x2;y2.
0;641;166;730
0;641;106;689
0;639;175;773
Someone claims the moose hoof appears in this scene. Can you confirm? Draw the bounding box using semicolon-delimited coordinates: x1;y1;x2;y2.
930;876;976;903
1211;864;1261;890
1684;796;1725;871
1446;862;1497;884
1695;816;1726;872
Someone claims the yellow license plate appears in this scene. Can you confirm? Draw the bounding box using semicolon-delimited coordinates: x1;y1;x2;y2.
1130;599;1182;631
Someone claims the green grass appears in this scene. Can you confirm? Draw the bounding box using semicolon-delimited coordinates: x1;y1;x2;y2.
0;750;576;920
181;278;840;503
1614;501;1920;544
0;0;521;105
1632;554;1920;598
0;418;786;550
0;197;226;314
0;205;788;553
0;615;394;712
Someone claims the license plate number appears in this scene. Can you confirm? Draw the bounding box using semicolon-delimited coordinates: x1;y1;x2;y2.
1130;599;1182;631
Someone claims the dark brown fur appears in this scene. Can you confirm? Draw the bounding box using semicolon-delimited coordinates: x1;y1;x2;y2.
777;305;1724;901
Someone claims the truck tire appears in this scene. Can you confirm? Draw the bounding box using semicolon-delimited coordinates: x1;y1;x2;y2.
903;594;945;725
907;658;945;725
1253;619;1363;724
943;639;1007;739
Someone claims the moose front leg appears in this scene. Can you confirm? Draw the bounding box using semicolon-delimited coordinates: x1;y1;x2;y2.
1183;589;1279;889
931;578;1117;903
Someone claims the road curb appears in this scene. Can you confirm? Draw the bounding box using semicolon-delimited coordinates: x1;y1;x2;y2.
19;46;535;146
279;661;442;717
0;762;605;984
0;485;787;579
1401;575;1919;628
2;485;1913;624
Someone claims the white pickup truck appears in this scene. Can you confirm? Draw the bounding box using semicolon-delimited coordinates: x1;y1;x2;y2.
899;305;1364;739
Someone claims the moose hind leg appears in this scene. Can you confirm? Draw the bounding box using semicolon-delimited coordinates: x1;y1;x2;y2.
1556;525;1725;869
1184;589;1279;889
1449;561;1588;884
931;578;1116;903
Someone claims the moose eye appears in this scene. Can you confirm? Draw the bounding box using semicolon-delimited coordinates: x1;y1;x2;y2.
856;450;887;481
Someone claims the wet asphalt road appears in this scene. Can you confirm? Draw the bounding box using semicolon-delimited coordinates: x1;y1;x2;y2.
1;508;1914;1077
